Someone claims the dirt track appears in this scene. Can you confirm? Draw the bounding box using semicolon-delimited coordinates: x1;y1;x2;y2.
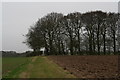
48;55;119;78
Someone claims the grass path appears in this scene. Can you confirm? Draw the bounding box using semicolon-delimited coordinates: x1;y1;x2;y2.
18;56;37;78
17;56;76;78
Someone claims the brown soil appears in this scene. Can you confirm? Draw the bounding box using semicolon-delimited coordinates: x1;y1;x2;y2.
48;55;119;78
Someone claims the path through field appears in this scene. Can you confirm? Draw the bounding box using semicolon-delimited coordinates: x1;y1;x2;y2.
10;56;75;78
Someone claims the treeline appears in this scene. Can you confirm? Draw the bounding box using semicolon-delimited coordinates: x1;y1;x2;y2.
25;11;120;55
2;51;33;57
2;51;20;57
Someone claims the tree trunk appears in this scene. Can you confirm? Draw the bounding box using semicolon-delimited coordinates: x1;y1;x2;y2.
92;32;95;53
103;31;106;54
43;33;48;55
89;35;92;53
97;24;100;54
113;31;116;53
48;32;53;54
61;41;65;55
49;39;53;54
77;30;81;53
58;39;61;55
33;48;36;52
70;34;73;55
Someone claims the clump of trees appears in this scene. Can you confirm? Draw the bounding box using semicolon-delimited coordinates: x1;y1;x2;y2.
24;11;120;55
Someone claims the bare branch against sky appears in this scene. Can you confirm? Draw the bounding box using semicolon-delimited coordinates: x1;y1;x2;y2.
2;2;118;53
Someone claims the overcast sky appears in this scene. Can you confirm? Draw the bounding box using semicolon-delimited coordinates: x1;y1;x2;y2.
2;2;118;53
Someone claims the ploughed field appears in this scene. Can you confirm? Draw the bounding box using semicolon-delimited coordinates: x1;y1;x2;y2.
48;55;119;78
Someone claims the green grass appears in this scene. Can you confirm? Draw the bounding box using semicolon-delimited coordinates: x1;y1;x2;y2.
2;57;31;78
0;57;2;79
2;56;76;78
